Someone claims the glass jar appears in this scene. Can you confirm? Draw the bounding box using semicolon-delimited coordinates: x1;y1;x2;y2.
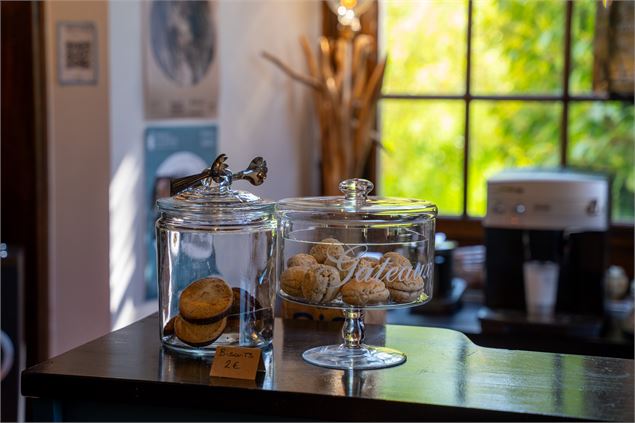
276;178;437;369
156;154;275;356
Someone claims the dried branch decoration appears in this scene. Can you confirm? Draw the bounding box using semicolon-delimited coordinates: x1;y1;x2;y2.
263;31;387;195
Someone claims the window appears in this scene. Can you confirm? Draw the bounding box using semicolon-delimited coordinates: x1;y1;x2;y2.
379;0;634;223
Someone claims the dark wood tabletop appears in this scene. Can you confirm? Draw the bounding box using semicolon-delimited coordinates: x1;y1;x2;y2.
22;314;634;421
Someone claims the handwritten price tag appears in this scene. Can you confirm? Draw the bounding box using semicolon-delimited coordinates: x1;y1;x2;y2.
210;346;264;380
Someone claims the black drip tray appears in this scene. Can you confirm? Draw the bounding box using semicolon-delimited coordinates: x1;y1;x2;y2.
478;307;604;338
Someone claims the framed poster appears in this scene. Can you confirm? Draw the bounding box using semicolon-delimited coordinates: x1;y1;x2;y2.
57;21;98;85
144;125;218;299
143;0;219;119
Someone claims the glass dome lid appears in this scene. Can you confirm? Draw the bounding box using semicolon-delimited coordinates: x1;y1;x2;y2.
277;178;438;220
157;154;274;222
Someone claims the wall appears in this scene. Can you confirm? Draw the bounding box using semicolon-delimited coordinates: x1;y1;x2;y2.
108;0;149;330
109;1;321;330
217;1;321;200
44;0;111;356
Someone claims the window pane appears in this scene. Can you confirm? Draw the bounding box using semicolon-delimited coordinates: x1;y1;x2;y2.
569;102;635;222
381;0;467;94
570;0;595;94
472;0;565;94
468;101;561;216
380;100;464;215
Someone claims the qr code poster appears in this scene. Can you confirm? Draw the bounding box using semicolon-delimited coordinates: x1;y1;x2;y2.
57;22;98;85
142;0;219;119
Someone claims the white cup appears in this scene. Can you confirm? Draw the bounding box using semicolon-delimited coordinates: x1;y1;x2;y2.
523;261;559;318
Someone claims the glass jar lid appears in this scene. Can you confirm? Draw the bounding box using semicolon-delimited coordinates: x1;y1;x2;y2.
157;154;275;225
277;178;437;222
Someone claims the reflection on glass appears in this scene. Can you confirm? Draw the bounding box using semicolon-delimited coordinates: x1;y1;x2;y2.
381;0;467;94
569;102;635;222
380;100;464;215
159;346;274;390
455;341;470;404
159;348;213;384
374;326;473;405
468;101;561;216
561;354;584;416
341;369;378;397
570;0;595;94
361;325;628;419
472;0;564;94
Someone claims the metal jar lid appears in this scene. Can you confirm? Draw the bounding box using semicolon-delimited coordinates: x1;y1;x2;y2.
157;154;275;227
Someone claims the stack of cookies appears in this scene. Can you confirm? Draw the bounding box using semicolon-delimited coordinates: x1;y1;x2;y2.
280;238;428;307
164;277;260;347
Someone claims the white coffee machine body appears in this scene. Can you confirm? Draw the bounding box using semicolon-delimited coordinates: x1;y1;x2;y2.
483;168;610;315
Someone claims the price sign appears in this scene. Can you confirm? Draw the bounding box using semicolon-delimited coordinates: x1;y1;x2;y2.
210;346;264;380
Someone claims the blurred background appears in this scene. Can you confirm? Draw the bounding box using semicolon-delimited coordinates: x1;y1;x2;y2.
1;1;633;421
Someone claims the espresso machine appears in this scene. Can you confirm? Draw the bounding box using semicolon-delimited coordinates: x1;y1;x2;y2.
481;168;610;334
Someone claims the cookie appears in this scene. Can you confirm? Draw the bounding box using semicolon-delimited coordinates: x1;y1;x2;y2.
352;257;380;281
327;256;379;282
255;279;272;310
179;277;233;323
163;316;176;336
302;264;343;304
377;253;415;283
384;274;425;292
389;289;427;303
280;266;308;298
359;256;379;268
309;238;345;264
229;287;256;314
174;315;227;347
324;255;356;280
379;252;412;269
228;287;266;325
341;278;390;306
287;253;318;268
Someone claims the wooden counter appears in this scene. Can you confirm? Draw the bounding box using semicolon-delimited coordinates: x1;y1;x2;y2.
22;314;634;421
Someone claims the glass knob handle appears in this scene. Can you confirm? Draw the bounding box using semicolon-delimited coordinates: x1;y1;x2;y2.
339;178;374;201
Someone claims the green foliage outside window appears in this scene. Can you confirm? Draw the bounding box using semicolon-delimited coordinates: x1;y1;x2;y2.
381;0;634;222
472;0;564;94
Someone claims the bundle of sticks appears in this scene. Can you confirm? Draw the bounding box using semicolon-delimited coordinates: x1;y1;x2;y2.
263;34;387;195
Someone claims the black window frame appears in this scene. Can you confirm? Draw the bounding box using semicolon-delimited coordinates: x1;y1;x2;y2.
380;0;633;221
377;0;633;276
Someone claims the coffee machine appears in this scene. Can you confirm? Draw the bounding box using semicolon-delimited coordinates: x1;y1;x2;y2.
482;169;610;323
